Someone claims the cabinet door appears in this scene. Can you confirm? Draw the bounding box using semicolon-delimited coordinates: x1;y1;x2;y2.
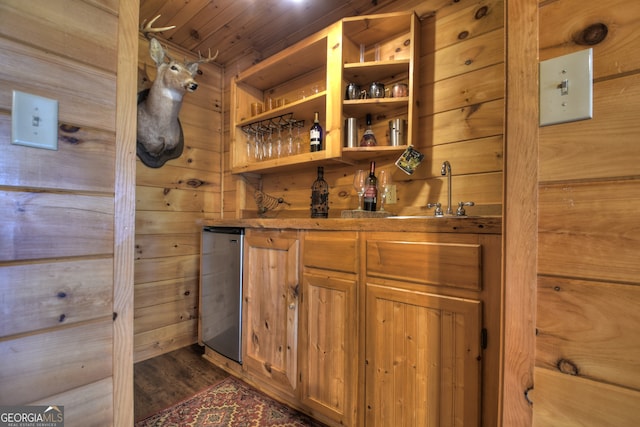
300;272;358;426
300;230;359;425
365;282;482;427
243;230;299;397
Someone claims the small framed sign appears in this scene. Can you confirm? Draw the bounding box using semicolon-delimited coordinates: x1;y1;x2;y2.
395;146;425;175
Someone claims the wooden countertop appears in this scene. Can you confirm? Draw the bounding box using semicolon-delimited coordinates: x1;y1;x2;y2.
200;216;502;234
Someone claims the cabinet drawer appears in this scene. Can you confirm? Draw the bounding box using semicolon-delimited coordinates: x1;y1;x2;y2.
303;233;358;274
366;239;482;291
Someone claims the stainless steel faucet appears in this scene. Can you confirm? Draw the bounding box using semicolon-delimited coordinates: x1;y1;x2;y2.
441;161;453;215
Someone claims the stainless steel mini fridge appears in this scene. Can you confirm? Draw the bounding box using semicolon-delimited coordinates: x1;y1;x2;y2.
200;226;244;364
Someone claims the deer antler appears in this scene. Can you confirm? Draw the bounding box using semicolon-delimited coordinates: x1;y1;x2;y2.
190;48;219;65
140;15;176;38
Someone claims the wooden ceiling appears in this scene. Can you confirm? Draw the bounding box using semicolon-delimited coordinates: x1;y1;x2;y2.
139;0;400;65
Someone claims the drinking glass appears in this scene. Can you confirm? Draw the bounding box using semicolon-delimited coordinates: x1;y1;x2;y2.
353;169;366;210
379;170;392;211
250;102;262;116
287;121;294;156
293;125;302;154
275;126;283;158
253;131;262;161
265;127;273;159
246;131;252;160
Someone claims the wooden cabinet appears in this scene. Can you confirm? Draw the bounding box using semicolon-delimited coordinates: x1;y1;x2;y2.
365;284;481;427
363;232;500;427
230;11;419;174
242;229;300;398
209;224;500;427
300;231;359;426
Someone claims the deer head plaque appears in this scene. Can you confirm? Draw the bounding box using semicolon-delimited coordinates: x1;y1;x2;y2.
137;16;217;168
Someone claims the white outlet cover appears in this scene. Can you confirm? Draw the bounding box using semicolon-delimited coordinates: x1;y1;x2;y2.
11;90;59;150
539;48;593;126
386;184;397;204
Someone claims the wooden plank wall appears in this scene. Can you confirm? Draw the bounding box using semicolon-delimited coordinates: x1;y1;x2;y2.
0;0;137;425
501;0;538;425
134;36;223;362
533;0;640;425
222;0;504;219
114;1;139;424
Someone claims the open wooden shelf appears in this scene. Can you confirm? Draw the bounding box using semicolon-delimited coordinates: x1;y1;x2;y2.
230;11;419;175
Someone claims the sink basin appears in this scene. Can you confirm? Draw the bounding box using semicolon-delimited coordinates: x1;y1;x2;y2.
388;215;474;219
388;215;438;219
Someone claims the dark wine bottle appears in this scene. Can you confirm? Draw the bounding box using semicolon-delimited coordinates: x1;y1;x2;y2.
310;166;329;218
363;161;378;211
310;112;323;152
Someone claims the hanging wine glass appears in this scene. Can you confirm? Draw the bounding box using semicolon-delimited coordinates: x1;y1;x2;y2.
293;124;302;154
254;130;262;161
287;121;294;156
353;169;366;210
275;125;283;158
246;130;252;161
265;126;274;159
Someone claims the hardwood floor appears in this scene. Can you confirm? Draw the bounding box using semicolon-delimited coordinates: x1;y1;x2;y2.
134;344;230;422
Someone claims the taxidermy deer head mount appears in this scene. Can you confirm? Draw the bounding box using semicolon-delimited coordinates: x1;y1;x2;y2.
137;16;218;168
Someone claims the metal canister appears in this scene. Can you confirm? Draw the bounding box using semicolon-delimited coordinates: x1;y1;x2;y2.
389;118;406;146
345;118;358;147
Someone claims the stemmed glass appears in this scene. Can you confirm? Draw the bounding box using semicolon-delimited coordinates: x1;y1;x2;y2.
287;121;294;156
378;170;392;211
293;124;302;154
353;170;366;210
246;131;253;161
275;126;283;158
265;126;274;160
254;130;262;161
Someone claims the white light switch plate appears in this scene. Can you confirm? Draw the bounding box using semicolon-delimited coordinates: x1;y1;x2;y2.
539;48;593;126
11;91;59;150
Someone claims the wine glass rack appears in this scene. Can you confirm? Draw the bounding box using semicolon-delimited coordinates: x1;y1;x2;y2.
240;112;305;136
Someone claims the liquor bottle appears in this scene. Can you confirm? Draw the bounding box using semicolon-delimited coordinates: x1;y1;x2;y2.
309;112;323;152
310;166;329;218
359;113;377;147
363;161;378;211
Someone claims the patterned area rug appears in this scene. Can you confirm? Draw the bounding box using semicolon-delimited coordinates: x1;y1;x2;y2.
135;376;322;427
